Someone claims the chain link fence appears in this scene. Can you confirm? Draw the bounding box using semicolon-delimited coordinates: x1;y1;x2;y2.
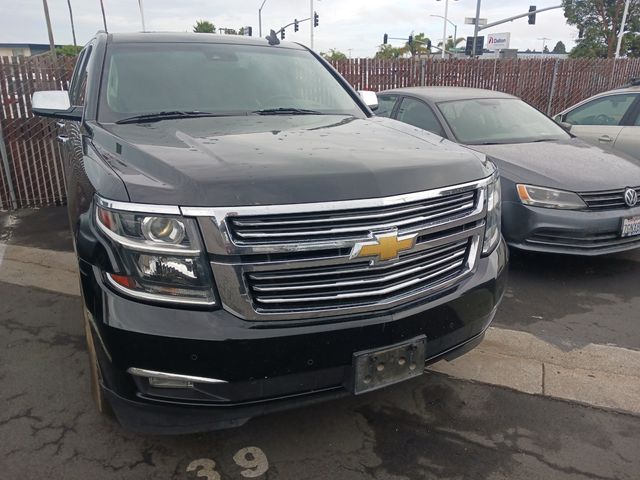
1;55;639;210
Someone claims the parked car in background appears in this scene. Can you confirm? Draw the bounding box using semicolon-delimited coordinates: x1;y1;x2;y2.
553;80;640;160
30;33;507;434
379;87;640;255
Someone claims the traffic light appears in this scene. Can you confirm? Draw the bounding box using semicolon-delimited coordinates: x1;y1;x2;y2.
246;26;252;37
426;39;432;49
383;33;388;44
408;35;413;44
294;19;299;32
314;12;319;27
280;29;285;40
528;5;536;25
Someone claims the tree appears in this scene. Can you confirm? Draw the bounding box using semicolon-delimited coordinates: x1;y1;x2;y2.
375;44;404;59
402;33;431;57
439;36;465;52
627;34;640;57
193;20;216;33
543;45;550;53
55;45;82;56
321;49;348;61
562;0;640;58
552;41;567;54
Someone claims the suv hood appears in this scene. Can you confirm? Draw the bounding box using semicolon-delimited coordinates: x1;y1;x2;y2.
470;138;640;192
93;116;493;206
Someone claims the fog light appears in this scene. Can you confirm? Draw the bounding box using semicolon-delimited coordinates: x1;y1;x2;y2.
148;377;194;389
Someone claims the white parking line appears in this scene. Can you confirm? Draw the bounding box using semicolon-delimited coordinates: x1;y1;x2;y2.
1;243;638;416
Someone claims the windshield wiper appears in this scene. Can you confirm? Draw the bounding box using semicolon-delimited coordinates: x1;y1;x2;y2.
115;111;240;124
252;107;325;115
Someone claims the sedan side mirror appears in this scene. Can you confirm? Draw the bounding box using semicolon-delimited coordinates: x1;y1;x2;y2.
558;121;573;132
358;90;378;111
32;91;82;121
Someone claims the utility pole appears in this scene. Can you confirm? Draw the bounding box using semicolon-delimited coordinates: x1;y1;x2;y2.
138;0;146;31
538;37;551;52
66;0;77;46
42;0;56;58
615;0;631;58
441;0;449;59
472;0;482;58
99;0;108;32
258;0;267;37
310;0;314;50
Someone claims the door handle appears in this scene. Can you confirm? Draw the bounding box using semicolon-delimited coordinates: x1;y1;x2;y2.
57;135;69;144
598;135;613;143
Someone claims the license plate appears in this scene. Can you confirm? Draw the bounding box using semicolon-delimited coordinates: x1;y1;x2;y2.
621;216;640;238
351;336;426;395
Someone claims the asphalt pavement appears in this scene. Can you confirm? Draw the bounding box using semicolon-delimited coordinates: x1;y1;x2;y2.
1;207;639;480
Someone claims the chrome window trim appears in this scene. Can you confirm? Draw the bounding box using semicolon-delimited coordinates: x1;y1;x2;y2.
96;195;181;215
106;273;217;306
180;174;494;218
127;367;227;385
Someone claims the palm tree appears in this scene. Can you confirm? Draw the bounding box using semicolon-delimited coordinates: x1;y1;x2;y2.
438;36;465;52
402;33;431;57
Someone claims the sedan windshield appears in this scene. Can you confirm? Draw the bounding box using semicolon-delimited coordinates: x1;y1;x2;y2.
98;42;364;123
437;98;570;145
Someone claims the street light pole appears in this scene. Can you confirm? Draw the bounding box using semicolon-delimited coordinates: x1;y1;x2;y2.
42;0;56;58
138;0;146;32
441;0;449;59
615;0;631;58
431;14;458;51
258;0;267;38
66;0;77;46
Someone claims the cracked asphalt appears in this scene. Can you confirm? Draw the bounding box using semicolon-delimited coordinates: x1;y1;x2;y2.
1;207;640;480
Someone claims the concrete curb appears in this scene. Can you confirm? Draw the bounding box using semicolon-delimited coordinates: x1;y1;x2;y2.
1;242;638;416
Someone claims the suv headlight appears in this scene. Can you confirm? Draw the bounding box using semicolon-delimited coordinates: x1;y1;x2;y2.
482;175;502;256
95;198;216;306
516;184;586;210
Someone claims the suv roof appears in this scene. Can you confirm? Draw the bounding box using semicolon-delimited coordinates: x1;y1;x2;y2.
101;31;305;50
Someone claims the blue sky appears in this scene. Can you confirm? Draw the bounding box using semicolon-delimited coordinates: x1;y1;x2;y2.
0;0;578;56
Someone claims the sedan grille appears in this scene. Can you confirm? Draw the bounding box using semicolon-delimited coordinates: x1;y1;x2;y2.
246;239;470;313
228;190;477;245
579;186;640;210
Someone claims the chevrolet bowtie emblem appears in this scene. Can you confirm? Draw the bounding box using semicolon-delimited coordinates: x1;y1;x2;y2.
350;230;417;264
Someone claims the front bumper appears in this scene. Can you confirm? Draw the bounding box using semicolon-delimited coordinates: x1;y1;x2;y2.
80;239;507;434
503;201;640;255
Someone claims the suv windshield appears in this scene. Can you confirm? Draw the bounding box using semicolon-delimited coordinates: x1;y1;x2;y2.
437;98;570;145
98;42;364;123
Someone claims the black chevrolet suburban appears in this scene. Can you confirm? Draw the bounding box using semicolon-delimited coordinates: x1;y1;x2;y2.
32;32;507;434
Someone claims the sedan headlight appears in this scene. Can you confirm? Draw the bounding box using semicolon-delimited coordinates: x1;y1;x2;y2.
482;175;502;256
516;184;586;210
95;199;216;306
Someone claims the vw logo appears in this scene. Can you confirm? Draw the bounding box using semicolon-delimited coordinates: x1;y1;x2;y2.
624;188;638;208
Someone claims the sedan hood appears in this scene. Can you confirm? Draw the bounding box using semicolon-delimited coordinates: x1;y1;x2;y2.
92;116;492;206
470;138;640;192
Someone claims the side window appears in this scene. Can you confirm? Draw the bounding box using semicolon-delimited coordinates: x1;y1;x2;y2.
69;46;92;106
396;97;444;136
376;95;398;118
564;94;637;126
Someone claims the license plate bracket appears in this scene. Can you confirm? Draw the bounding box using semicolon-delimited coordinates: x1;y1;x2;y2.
621;216;640;238
350;335;427;395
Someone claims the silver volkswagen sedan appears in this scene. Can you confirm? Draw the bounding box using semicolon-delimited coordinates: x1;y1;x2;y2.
377;86;640;255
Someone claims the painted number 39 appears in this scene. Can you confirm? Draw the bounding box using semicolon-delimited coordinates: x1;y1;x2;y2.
186;447;269;479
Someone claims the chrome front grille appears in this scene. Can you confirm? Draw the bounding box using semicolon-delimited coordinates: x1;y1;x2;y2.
246;239;470;313
580;186;640;210
228;190;477;245
185;176;493;321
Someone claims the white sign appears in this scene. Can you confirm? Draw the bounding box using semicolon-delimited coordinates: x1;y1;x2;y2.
465;17;488;26
487;32;511;51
